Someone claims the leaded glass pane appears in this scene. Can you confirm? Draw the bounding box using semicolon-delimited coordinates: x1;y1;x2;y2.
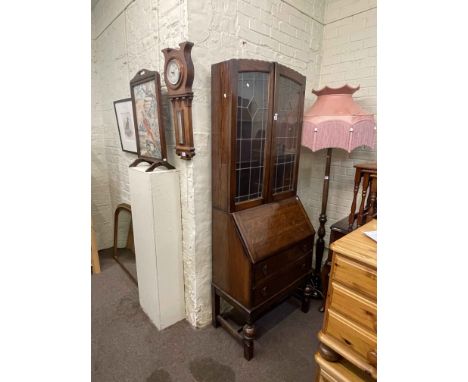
273;76;301;194
235;72;269;203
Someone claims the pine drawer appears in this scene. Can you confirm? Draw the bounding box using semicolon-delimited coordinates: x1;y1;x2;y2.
325;309;376;361
328;282;377;333
332;255;376;300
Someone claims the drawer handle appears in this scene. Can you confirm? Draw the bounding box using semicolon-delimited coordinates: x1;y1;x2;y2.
301;263;306;270
262;264;268;276
261;286;268;296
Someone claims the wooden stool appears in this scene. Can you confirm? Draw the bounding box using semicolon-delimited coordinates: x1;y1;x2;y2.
91;223;101;274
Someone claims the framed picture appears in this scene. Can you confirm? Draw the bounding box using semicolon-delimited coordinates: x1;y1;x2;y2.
130;69;167;162
113;98;137;154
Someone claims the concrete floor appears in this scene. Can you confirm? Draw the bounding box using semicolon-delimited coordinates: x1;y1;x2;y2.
92;249;323;382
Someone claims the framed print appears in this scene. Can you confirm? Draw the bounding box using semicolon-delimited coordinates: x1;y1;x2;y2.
113;98;137;154
130;69;167;161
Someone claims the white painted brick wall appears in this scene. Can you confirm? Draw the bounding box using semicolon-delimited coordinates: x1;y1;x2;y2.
92;0;204;328
92;0;185;249
91;38;113;249
298;0;377;248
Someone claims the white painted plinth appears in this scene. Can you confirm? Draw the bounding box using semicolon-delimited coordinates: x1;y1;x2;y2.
128;165;185;330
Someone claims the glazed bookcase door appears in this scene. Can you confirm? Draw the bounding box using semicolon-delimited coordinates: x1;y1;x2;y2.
269;64;306;202
231;60;275;212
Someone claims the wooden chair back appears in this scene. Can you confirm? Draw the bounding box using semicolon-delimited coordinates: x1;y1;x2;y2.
348;162;377;230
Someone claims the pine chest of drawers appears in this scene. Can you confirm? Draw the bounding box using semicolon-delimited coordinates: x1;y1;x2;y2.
316;220;377;381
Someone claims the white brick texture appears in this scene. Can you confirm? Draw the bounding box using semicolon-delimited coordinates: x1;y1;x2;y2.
298;0;377;247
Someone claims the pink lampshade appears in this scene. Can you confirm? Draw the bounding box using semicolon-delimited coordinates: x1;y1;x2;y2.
302;85;376;152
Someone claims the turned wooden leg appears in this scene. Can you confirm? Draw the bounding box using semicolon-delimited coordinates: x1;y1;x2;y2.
357;173;370;227
319;342;342;362
349;168;362;230
366;174;377;223
212;286;220;328
315;148;332;276
243;324;255;361
302;283;313;313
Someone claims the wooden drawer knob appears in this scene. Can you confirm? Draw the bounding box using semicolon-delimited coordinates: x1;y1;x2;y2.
261;286;268;296
319;343;342;362
262;264;268;276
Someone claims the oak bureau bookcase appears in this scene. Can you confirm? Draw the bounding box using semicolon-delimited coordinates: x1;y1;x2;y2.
211;59;316;360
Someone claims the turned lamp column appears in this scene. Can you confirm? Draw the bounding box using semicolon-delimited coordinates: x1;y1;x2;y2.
315;148;333;274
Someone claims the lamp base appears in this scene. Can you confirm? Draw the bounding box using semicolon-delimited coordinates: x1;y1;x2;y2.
309;273;324;300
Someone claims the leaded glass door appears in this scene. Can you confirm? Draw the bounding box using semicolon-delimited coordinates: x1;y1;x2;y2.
269;64;306;201
233;61;274;211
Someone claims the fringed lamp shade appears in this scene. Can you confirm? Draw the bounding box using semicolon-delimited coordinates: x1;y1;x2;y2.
302;85;376;153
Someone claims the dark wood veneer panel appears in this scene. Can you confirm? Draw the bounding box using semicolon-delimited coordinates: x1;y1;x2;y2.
232;197;315;263
211;62;231;211
212;208;251;307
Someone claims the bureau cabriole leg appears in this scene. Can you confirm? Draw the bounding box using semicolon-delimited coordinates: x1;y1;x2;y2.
212;287;220;328
302;283;313;313
243;324;255;361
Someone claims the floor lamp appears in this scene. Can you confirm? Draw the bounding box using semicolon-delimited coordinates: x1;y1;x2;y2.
301;85;376;290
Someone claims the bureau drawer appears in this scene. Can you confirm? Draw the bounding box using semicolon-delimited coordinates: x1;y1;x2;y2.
329;282;377;333
325;309;376;360
252;254;311;306
253;239;313;284
332;255;376;300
